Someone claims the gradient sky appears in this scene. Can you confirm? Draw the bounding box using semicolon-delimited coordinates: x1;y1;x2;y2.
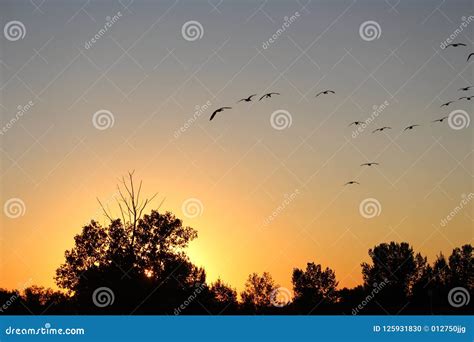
1;0;473;294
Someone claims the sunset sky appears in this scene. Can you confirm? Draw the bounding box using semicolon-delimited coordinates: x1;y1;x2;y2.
1;0;472;294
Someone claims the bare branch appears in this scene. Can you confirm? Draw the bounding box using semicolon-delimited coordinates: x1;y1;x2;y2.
97;198;114;222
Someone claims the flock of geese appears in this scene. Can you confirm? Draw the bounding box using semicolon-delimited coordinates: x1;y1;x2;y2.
209;92;281;120
206;42;472;187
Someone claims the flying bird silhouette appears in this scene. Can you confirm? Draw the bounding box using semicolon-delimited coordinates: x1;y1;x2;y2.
404;124;420;131
459;96;473;101
209;107;232;121
440;101;455;107
360;162;379;167
348;121;364;126
237;94;257;103
344;181;360;185
372;127;392;133
432;116;448;123
467;53;474;62
259;92;280;101
446;43;467;48
315;90;335;97
458;86;473;91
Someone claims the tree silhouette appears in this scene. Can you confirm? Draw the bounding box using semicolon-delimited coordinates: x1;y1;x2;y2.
410;245;473;313
240;272;277;313
204;279;238;314
292;262;338;311
448;244;473;289
55;173;203;313
361;242;421;311
1;242;472;315
1;171;471;317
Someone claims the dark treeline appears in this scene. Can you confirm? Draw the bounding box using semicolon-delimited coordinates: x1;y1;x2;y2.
1;175;472;315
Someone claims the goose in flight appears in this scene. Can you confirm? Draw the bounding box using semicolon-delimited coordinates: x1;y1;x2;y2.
209;107;232;121
458;86;473;91
459;96;473;101
360;162;379;167
237;94;257;103
344;181;360;185
404;124;420;131
348;121;364;126
432;116;448;123
315;90;335;97
259;92;280;101
440;101;455;107
467;53;474;62
446;43;467;48
372;126;392;133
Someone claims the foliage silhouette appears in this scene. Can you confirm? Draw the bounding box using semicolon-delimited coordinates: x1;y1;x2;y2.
292;262;338;312
0;176;472;315
240;272;278;314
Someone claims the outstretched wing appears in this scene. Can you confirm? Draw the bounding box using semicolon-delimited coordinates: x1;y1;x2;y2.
209;110;218;121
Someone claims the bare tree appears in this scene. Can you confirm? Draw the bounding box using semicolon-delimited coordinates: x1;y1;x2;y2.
97;171;163;251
